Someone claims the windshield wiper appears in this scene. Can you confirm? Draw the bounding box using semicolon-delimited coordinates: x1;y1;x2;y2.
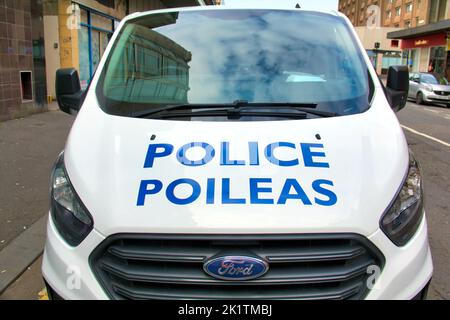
150;109;310;120
134;100;331;119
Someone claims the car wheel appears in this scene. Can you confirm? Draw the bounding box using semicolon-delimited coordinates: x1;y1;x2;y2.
416;92;424;105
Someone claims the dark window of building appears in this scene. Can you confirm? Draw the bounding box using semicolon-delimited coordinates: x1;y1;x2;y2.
20;71;33;101
96;0;115;8
429;0;447;23
406;3;413;13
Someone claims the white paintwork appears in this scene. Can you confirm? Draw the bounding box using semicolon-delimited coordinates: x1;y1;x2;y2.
42;6;433;299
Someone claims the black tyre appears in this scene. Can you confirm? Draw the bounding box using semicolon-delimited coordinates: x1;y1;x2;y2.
416;92;424;105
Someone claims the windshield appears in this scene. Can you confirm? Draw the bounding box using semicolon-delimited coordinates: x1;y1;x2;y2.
420;74;440;85
97;9;374;119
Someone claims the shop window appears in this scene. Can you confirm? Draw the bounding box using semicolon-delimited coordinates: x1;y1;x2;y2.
429;46;446;75
76;4;117;88
20;71;33;101
403;49;420;72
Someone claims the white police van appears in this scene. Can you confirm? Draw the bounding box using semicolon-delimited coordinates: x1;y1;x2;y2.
43;6;433;300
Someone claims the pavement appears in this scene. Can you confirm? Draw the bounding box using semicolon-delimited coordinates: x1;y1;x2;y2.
0;101;449;300
396;101;450;300
0;109;73;250
0;109;74;298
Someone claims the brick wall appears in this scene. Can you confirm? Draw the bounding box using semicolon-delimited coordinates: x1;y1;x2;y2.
0;0;47;122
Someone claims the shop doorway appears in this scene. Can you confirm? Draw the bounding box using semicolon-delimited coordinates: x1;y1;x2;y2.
429;46;446;75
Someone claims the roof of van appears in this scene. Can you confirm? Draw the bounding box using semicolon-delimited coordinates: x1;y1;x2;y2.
124;6;342;22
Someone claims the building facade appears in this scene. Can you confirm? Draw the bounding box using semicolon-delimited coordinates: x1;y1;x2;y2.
355;26;404;75
338;0;446;28
0;0;214;122
43;0;213;97
339;0;449;78
386;0;449;78
338;1;405;74
0;0;47;121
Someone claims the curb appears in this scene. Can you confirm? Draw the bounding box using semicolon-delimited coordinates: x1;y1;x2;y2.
0;215;47;294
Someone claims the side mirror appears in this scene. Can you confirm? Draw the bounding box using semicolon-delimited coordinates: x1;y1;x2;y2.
385;65;409;112
55;68;84;115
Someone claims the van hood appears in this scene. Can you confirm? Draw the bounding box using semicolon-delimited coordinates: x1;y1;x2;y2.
64;94;408;237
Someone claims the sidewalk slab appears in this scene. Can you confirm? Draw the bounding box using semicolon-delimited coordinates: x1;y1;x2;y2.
0;111;74;251
0;256;44;300
0;215;47;294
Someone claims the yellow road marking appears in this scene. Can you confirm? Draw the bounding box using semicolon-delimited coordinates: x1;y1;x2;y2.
38;288;49;300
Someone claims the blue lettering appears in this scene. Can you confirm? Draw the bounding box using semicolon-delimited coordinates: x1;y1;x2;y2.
277;179;312;205
136;179;163;206
177;142;215;167
166;179;201;205
206;178;215;204
248;142;260;166
222;178;246;204
144;144;173;168
250;178;274;204
220;142;246;166
312;179;337;206
265;142;299;167
301;143;329;168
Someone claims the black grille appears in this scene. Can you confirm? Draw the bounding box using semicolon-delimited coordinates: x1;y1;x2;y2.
90;234;384;300
434;91;450;96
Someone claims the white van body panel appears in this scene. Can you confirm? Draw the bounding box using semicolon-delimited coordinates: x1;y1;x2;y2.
64;90;408;237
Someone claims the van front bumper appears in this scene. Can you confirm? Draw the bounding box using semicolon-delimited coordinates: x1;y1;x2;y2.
42;214;433;300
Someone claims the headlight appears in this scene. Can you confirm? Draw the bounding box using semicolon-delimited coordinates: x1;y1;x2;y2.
380;151;424;246
423;85;433;92
50;153;93;246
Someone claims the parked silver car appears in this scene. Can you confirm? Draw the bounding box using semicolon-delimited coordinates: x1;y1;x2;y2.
408;72;450;107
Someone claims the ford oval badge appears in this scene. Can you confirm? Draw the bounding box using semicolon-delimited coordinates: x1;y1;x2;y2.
203;256;269;281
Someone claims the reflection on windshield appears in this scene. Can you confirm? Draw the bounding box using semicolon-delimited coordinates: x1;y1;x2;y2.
98;9;373;118
421;74;439;85
104;13;191;105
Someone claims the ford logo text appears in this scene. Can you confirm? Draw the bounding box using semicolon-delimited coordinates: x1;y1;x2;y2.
203;256;269;281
